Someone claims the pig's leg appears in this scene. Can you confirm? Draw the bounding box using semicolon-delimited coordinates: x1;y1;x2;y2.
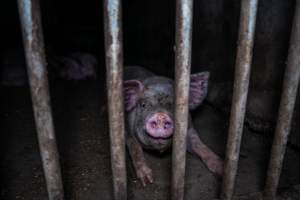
187;127;224;177
126;136;153;186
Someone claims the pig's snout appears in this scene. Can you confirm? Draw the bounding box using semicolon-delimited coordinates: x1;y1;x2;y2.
145;112;174;139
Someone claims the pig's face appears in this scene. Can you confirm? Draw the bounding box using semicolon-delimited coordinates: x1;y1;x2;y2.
128;77;175;151
124;72;209;151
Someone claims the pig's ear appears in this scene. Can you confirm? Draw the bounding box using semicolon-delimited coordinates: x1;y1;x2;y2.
124;80;144;111
189;71;209;110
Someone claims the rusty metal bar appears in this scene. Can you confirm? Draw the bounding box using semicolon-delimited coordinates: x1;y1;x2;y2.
103;0;127;199
263;1;300;199
171;0;194;200
221;0;258;199
17;0;64;199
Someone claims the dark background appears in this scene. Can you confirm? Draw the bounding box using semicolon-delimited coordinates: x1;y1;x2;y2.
0;0;296;83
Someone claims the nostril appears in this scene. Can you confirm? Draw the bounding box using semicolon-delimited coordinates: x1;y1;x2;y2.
150;121;157;128
164;121;172;129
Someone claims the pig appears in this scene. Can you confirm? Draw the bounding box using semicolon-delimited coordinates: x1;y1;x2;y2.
0;50;97;87
50;52;97;80
124;66;224;186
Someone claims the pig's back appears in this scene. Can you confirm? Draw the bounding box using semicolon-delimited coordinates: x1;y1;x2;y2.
124;66;154;81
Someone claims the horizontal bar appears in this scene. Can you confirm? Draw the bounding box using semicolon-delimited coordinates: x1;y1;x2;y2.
17;0;64;199
103;0;127;199
221;0;258;199
263;1;300;199
171;0;194;200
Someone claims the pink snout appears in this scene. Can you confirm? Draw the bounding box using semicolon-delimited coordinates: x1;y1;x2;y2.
145;112;174;138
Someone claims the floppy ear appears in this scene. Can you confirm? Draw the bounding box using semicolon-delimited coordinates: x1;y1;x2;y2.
123;80;144;111
189;71;209;110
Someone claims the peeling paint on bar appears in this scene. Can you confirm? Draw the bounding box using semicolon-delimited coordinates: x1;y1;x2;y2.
171;0;193;200
263;1;300;199
221;0;258;199
103;0;127;199
17;0;64;199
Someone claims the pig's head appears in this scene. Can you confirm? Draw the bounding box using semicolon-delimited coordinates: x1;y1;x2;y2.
124;72;209;151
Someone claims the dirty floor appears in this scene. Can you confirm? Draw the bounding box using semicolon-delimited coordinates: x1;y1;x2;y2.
1;81;300;200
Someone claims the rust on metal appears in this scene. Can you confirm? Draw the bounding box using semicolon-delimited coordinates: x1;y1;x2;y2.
103;0;127;199
17;0;64;199
221;0;258;199
171;0;194;200
263;1;300;199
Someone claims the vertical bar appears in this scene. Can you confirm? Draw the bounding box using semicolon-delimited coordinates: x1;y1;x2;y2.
221;0;258;199
103;0;127;200
263;1;300;199
171;0;193;200
17;0;64;200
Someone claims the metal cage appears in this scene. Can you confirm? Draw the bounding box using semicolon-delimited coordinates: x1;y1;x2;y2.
16;0;300;199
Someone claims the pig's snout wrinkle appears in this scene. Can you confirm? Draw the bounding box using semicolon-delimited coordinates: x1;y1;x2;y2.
145;112;174;139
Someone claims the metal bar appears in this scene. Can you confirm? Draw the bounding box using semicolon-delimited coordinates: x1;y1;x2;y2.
263;1;300;199
221;0;258;199
171;0;194;200
103;0;127;199
17;0;64;199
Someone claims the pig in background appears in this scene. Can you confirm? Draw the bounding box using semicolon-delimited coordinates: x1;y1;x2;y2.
49;52;97;81
124;66;223;186
0;48;98;87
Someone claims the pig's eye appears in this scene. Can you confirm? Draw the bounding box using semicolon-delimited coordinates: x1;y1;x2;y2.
166;102;172;108
140;102;152;109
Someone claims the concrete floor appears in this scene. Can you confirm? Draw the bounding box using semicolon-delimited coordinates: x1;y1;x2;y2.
1;81;299;200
